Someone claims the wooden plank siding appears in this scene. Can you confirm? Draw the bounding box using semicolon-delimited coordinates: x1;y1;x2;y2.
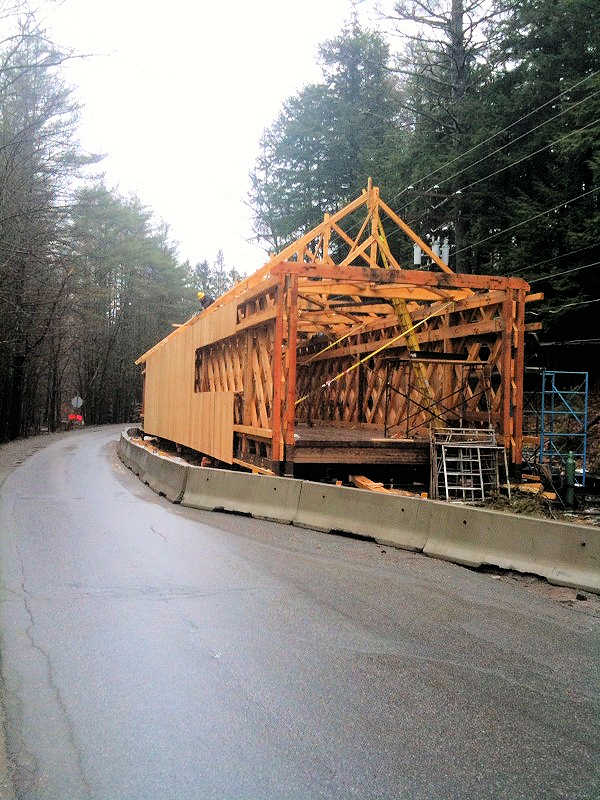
143;315;236;464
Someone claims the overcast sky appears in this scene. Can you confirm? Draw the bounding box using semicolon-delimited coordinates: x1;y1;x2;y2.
39;0;383;275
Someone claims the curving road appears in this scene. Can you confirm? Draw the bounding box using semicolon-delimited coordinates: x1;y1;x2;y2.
0;426;598;799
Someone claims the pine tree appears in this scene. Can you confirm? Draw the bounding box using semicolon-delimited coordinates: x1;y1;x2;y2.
249;22;399;252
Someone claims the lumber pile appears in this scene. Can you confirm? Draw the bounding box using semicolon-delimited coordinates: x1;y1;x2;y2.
350;474;426;498
502;472;557;501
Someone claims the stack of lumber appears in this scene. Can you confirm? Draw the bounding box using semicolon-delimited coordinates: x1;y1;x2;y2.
350;475;426;498
503;473;557;501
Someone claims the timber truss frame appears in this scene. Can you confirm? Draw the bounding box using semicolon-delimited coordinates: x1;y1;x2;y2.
138;181;541;473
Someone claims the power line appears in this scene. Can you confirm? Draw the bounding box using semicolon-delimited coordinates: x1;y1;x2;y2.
540;338;600;346
341;74;600;243
399;90;600;217
404;116;600;231
453;186;599;257
548;297;600;313
387;69;600;207
529;259;600;284
510;244;597;275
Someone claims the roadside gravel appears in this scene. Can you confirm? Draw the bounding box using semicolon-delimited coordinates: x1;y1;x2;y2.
0;429;72;489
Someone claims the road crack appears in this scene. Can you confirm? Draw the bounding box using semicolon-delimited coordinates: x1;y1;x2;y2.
150;525;167;542
15;547;93;799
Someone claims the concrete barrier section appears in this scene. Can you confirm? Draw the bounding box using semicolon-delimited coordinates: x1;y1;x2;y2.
117;429;149;477
294;481;429;552
422;502;489;568
117;431;138;471
423;503;600;593
118;427;600;594
116;434;129;466
141;453;188;503
129;443;151;478
183;467;302;524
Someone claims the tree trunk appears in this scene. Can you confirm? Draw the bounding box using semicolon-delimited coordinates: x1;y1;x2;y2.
8;352;25;439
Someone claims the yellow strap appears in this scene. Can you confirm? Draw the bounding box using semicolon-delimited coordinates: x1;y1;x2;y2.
296;300;454;406
303;319;370;364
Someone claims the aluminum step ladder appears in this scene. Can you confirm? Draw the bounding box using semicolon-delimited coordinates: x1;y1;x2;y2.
439;444;485;502
432;427;504;503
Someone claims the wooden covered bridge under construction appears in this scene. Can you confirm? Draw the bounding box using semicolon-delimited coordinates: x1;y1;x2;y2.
136;182;538;482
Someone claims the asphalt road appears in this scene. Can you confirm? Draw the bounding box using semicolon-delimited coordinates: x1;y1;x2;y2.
0;426;598;799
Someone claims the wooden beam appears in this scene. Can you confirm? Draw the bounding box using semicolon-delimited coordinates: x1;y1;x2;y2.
273;262;530;291
378;197;454;275
330;220;370;263
513;289;526;464
501;296;513;461
232;457;275;475
299;318;503;363
331;302;396;314
350;474;424;497
297;282;470;301
286;276;298;447
271;279;285;462
329;291;507;343
235;306;277;333
233;424;273;439
339;234;376;268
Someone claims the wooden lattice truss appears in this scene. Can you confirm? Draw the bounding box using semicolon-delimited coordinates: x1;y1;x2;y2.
139;182;541;472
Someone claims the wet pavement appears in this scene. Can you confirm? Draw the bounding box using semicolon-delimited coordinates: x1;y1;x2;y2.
0;426;598;799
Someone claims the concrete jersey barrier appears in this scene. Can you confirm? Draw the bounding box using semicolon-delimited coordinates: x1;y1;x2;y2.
117;428;600;594
423;502;600;593
294;480;429;552
141;452;188;503
118;429;186;502
182;465;302;524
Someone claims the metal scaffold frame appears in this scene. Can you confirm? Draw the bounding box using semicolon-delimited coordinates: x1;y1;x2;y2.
539;369;589;486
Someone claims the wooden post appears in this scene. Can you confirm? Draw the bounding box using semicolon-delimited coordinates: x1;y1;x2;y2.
357;363;365;423
140;368;146;421
442;311;451;414
501;294;513;459
271;278;285;464
513;289;526;465
285;275;298;450
243;330;253;426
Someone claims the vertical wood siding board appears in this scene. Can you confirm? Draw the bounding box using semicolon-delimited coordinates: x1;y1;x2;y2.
222;347;231;391
206;353;215;392
233;339;243;392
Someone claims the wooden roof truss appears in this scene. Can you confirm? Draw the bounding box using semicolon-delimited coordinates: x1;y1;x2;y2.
138;182;540;471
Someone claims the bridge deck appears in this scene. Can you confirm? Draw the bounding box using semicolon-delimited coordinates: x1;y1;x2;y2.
291;424;429;465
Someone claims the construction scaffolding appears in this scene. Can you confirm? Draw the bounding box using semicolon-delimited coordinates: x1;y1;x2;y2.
523;368;589;486
540;370;589;486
